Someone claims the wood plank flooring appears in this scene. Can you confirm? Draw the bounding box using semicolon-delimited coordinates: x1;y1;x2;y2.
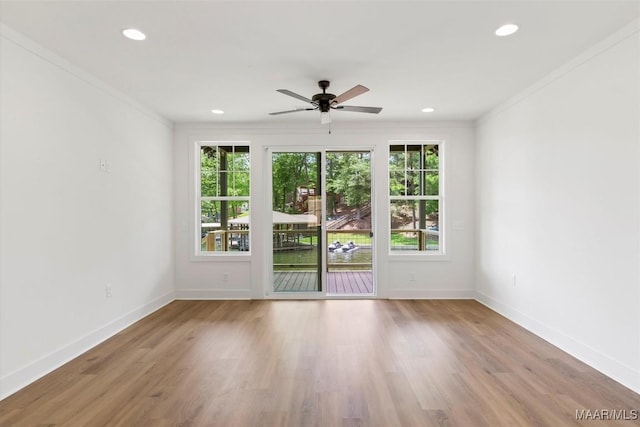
327;271;373;294
273;271;319;292
273;271;374;294
1;300;639;426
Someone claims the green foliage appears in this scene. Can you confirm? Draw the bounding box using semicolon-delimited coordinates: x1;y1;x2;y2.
390;233;418;245
272;152;319;213
326;152;371;208
389;144;439;196
200;146;250;198
200;149;219;197
201;200;248;222
200;145;250;224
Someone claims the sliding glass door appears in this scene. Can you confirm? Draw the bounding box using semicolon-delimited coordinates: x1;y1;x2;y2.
269;149;374;296
325;151;373;294
271;152;322;292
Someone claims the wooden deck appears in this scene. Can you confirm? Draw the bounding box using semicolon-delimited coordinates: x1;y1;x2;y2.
273;271;374;294
273;271;319;292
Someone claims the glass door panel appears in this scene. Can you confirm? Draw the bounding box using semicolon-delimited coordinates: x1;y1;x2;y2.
272;152;322;292
326;151;374;295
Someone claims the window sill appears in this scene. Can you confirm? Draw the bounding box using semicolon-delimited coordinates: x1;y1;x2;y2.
190;252;252;262
388;253;450;262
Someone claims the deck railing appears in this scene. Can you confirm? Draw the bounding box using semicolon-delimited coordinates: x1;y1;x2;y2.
273;229;373;271
202;229;249;251
202;228;438;253
390;228;439;251
326;229;372;247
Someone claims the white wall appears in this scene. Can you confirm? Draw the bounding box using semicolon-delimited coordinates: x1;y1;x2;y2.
475;21;640;392
173;123;475;300
0;26;175;399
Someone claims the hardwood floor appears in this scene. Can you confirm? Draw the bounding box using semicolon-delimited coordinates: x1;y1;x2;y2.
2;300;639;426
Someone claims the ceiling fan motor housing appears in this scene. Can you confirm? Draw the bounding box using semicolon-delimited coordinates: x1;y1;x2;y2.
312;93;336;112
313;81;336;112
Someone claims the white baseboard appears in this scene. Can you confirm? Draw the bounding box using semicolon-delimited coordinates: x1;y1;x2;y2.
475;291;640;395
175;289;252;300
390;289;475;299
0;291;176;401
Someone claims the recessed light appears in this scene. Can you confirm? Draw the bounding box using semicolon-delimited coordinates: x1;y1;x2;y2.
122;28;146;41
211;109;225;115
495;24;518;37
421;107;435;113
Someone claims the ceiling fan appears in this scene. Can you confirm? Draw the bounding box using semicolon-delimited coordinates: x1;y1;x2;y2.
269;80;382;124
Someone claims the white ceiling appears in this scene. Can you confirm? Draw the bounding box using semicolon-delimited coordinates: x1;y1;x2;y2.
1;1;638;125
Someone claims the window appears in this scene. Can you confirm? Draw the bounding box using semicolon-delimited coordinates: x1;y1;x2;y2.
197;143;250;254
389;142;442;253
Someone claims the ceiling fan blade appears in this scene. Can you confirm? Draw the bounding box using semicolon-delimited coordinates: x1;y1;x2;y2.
334;105;382;114
276;89;314;104
269;108;316;116
332;85;369;105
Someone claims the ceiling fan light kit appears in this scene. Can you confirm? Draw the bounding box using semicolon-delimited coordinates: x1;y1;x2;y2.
269;80;382;124
320;111;331;125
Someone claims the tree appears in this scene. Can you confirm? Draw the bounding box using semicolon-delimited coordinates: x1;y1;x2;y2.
200;146;250;223
325;152;370;209
272;153;319;213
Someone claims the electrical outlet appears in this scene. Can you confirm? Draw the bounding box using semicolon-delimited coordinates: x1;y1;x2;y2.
223;272;229;282
410;272;416;282
512;274;517;286
106;283;113;298
99;159;112;173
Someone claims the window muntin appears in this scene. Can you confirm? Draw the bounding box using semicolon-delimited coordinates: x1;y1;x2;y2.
389;143;441;253
197;144;250;254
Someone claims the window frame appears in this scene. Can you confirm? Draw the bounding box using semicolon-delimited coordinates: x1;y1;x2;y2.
388;140;446;258
194;141;251;259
